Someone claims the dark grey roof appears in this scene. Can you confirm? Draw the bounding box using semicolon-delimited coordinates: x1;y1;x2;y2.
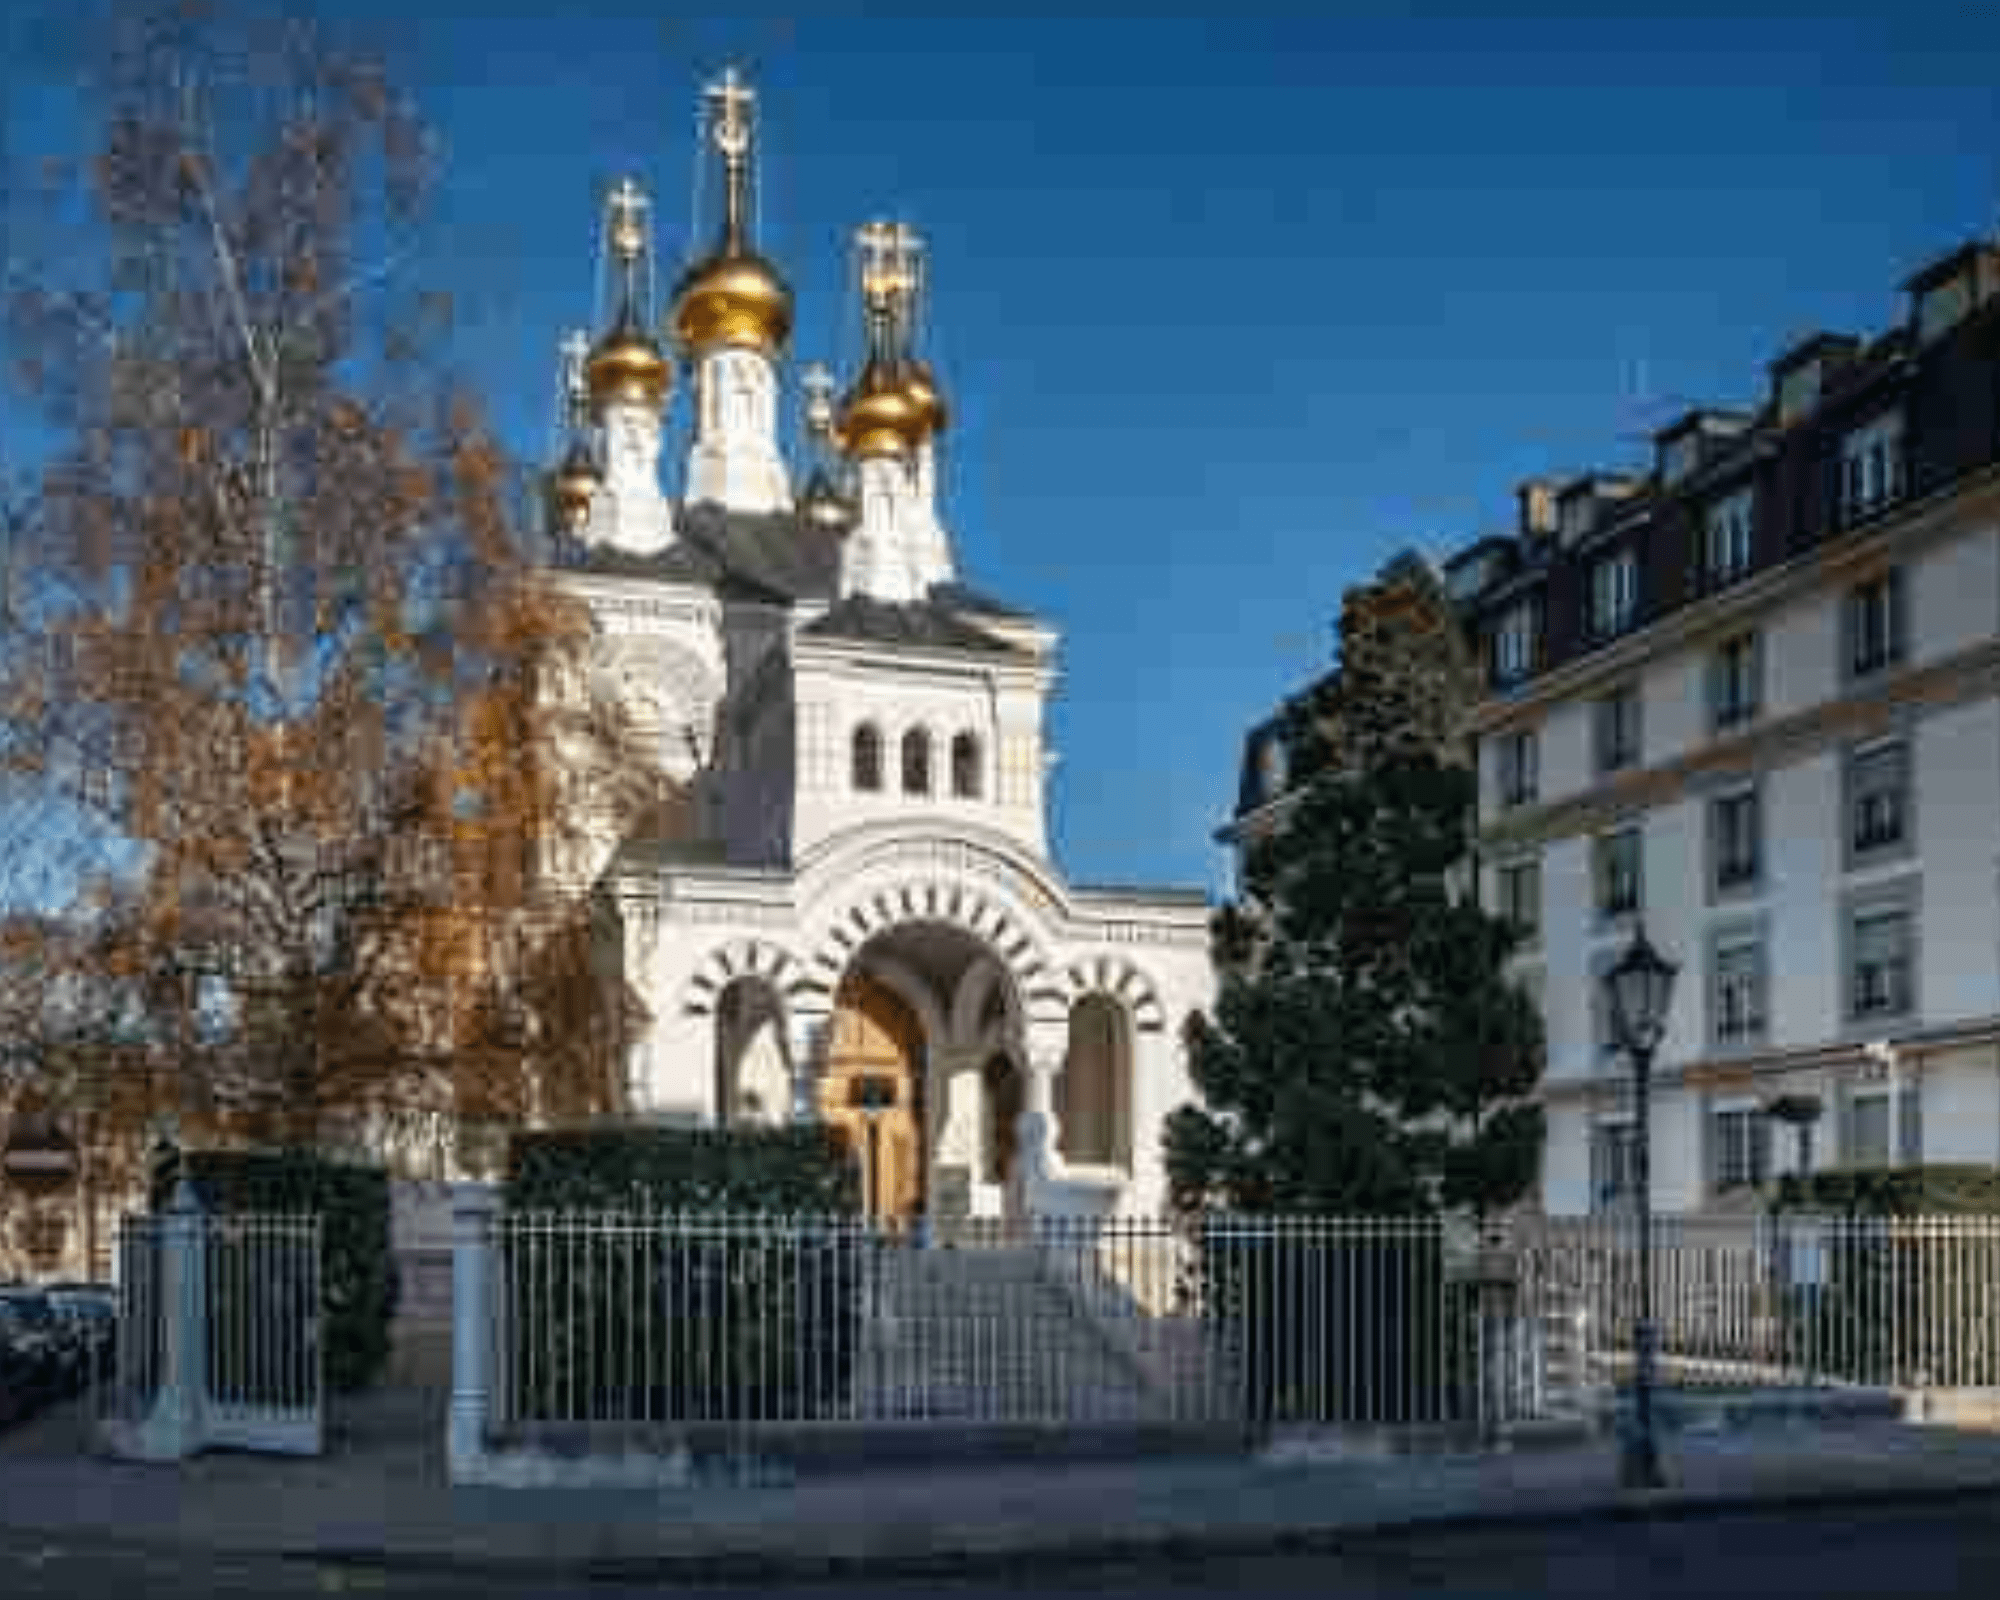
553;537;727;587
677;501;843;603
800;595;1026;656
930;580;1036;622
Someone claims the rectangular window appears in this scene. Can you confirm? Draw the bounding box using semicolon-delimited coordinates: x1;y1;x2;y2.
1712;1106;1772;1193
1850;905;1914;1020
1711;632;1761;731
1497;729;1538;809
1595;827;1643;919
1713;934;1767;1045
1848;1091;1893;1168
1846;569;1906;678
1494;600;1540;685
1841;412;1906;522
1497;857;1541;943
1849;738;1910;858
1704;488;1756;586
1594;685;1642;774
1711;788;1762;894
1586;549;1638;640
1590;1121;1640;1212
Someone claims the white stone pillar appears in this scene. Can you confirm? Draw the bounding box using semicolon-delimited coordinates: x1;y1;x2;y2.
108;1179;207;1462
1015;1041;1068;1216
447;1189;497;1484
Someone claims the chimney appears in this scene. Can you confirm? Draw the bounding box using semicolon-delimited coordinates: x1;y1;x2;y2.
1516;478;1559;540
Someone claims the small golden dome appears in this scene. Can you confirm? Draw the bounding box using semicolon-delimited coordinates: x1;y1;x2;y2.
835;359;929;460
586;302;671;410
799;466;857;534
547;440;601;531
670;250;794;356
898;359;948;439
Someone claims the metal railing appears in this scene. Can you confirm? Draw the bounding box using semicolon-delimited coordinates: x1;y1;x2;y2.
1516;1214;2000;1393
89;1205;324;1459
474;1212;1574;1443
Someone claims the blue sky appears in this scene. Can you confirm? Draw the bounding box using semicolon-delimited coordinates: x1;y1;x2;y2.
9;2;2000;898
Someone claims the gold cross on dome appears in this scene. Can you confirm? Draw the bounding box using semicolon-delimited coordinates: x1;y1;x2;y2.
707;66;755;159
607;176;649;261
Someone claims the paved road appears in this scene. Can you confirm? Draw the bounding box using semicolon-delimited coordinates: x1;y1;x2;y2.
4;1494;2000;1597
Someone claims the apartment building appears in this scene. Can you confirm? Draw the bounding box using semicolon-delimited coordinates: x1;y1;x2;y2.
1446;240;2000;1214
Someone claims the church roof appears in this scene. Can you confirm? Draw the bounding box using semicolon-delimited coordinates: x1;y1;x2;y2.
677;501;843;602
800;594;1027;656
929;580;1035;621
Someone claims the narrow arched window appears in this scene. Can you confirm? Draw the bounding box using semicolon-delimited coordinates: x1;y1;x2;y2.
951;732;982;799
901;728;932;795
852;723;883;791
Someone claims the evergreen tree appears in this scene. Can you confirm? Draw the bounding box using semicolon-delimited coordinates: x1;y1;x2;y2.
1167;739;1545;1220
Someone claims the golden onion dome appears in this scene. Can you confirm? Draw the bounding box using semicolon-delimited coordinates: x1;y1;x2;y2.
897;358;948;439
798;465;858;534
585;300;671;410
547;440;601;531
834;358;929;461
669;249;794;356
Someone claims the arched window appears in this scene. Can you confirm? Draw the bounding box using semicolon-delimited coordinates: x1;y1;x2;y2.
852;723;883;791
951;732;982;799
901;728;932;795
1056;995;1132;1170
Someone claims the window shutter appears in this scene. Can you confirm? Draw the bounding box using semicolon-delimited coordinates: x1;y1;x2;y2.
1832;1078;1853;1168
1889;566;1909;664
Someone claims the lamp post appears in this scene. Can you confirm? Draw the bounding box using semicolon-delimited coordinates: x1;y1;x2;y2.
1603;920;1678;1491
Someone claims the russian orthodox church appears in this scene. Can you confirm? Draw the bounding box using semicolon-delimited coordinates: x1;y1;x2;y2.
540;71;1213;1223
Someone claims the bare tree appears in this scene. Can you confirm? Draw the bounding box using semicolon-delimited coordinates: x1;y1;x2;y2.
2;0;667;1160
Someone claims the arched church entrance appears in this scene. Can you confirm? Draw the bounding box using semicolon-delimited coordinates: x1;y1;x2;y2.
822;974;926;1221
819;921;1025;1225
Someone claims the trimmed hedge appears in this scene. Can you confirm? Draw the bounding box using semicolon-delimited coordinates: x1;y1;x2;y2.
1771;1164;2000;1217
151;1148;397;1394
499;1124;863;1424
504;1123;860;1214
1769;1164;2000;1386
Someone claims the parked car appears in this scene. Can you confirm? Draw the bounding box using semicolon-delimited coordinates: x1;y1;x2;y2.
44;1284;116;1384
0;1288;81;1398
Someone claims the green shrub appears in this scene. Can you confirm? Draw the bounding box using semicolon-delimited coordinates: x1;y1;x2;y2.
1769;1165;2000;1386
152;1148;397;1394
499;1124;862;1424
1185;1221;1476;1426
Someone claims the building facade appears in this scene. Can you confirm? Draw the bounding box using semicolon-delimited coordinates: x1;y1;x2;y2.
538;73;1212;1224
1445;241;2000;1214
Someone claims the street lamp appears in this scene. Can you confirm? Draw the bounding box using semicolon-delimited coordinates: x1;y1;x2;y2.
1603;920;1678;1491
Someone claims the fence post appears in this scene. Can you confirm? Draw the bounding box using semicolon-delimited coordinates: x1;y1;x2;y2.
105;1179;207;1461
448;1189;497;1483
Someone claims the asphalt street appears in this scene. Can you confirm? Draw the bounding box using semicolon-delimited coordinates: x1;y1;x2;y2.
4;1493;2000;1597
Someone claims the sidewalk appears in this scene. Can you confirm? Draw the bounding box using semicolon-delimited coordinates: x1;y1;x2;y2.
5;1387;2000;1582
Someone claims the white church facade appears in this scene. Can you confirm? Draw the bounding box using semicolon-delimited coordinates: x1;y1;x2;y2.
540;72;1213;1224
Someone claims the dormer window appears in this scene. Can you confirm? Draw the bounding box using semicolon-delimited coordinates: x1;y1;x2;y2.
1558;493;1595;544
1493;598;1540;685
1777;363;1821;425
1661;432;1703;487
1703;488;1755;587
1585;548;1638;641
1841;411;1906;523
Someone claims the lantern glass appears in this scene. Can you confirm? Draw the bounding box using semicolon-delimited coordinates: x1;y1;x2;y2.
1605;924;1678;1056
